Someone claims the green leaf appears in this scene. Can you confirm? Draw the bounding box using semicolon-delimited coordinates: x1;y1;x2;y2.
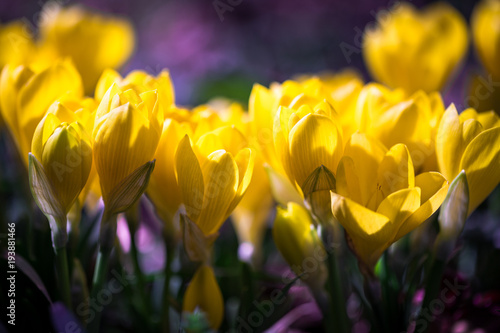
106;160;156;215
434;170;469;260
181;214;218;263
28;153;66;225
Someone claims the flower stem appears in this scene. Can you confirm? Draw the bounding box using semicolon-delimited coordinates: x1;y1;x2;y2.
54;246;72;309
325;249;349;333
88;246;111;333
161;238;175;333
126;205;151;316
88;211;116;333
416;256;445;333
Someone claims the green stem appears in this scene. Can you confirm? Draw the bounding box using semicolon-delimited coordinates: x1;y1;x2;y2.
88;211;116;333
325;250;349;333
54;246;72;309
161;240;175;333
363;274;385;333
126;205;151;317
88;246;111;333
416;256;446;333
379;253;400;332
312;289;336;332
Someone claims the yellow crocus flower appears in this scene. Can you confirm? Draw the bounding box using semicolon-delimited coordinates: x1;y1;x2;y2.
36;4;135;94
95;69;174;114
0;60;83;165
43;98;101;208
182;265;224;329
436;104;500;215
0;21;35;68
363;2;468;94
356;83;444;171
93;83;162;205
31;114;92;217
472;0;500;80
273;202;327;288
175;126;254;236
249;71;362;173
331;133;448;269
275;101;343;194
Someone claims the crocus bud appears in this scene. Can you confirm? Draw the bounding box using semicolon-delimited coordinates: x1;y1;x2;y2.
93;83;162;212
302;164;337;225
183;265;224;330
29;115;92;248
273;202;327;289
31;114;92;215
434;170;469;261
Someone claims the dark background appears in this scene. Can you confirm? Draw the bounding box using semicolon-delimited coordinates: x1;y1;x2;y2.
0;0;483;106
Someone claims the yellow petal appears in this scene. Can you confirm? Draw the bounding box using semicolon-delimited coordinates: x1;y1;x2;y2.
148;119;188;221
394;172;448;241
264;165;303;206
459;127;500;215
211;126;248;156
330;191;392;268
183;265;224;329
288;113;343;188
436;104;462;180
472;0;500;79
344;132;387;205
232;159;273;250
477;111;500;130
376;188;421;234
175;135;204;224
273;106;296;185
18;60;83;160
0;65;34;149
39;5;135;94
197;150;238;235
42;123;92;213
95;68;122;101
376;144;415;200
273;202;327;286
31;113;61;162
93;103;159;202
226;148;255;214
336;156;363;205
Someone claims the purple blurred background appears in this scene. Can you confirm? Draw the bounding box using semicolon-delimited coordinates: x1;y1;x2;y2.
0;0;481;106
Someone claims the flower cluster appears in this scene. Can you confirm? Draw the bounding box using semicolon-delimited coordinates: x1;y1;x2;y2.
2;1;500;332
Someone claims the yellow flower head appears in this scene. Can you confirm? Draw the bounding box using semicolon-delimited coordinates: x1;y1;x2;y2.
436;104;500;215
472;0;500;79
198;100;274;262
93;83;163;204
0;60;83;165
175;126;255;236
95;69;174;114
331;133;448;269
356;83;445;171
274;98;343;195
249;71;362;173
31;113;92;215
37;4;135;94
182;265;224;329
44;97;100;206
0;21;36;67
273;202;327;288
149;101;249;225
363;2;468;94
